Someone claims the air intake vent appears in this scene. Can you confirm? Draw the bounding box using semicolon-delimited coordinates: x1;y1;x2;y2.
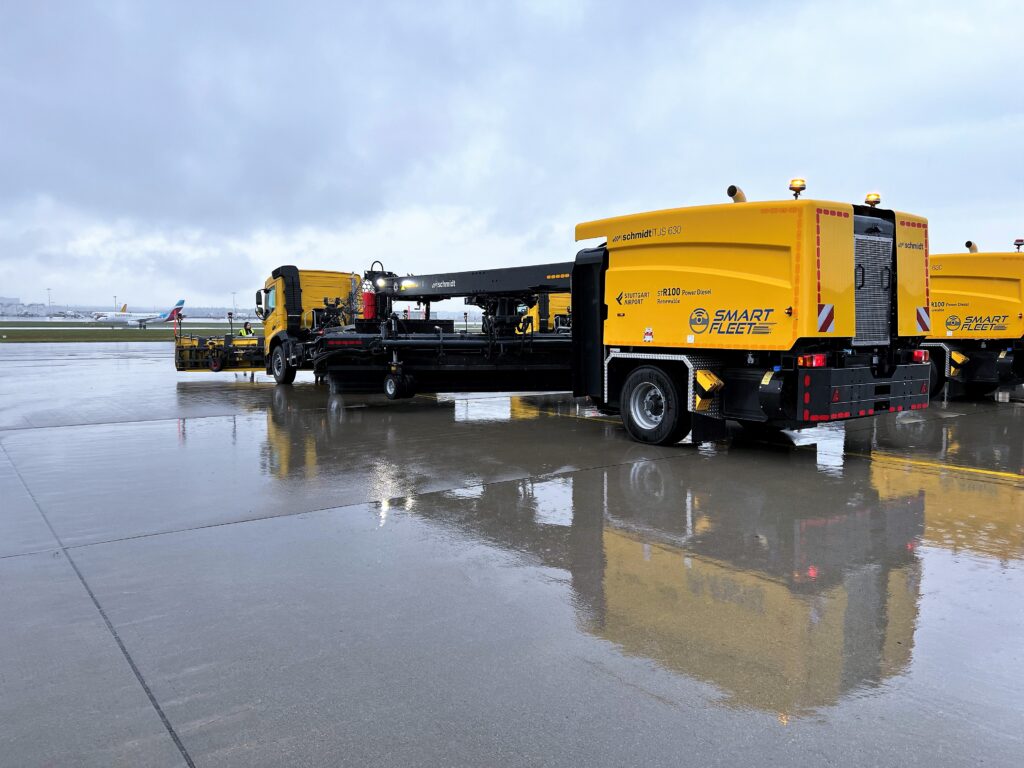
852;234;893;346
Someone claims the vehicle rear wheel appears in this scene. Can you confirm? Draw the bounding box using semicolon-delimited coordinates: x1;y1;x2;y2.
271;345;296;385
620;366;691;445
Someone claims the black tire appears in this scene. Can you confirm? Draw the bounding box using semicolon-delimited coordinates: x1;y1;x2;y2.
271;345;296;385
619;366;691;445
384;373;402;400
208;354;225;372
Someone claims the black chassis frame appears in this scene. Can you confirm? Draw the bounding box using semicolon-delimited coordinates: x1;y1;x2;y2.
314;261;576;395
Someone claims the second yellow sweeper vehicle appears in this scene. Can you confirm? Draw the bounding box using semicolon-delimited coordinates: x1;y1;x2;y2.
924;239;1024;397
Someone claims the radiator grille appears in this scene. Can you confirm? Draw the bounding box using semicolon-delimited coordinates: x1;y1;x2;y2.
852;234;893;346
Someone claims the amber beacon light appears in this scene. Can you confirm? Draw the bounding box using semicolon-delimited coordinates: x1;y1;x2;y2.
864;192;881;207
788;178;806;199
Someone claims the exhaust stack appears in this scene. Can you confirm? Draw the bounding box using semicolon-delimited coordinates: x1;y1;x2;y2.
965;241;979;253
726;185;746;203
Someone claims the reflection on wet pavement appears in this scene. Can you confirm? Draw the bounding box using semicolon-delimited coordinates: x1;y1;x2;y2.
1;343;1022;766
413;451;925;716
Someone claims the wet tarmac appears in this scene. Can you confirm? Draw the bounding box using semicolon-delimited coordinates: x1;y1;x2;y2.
1;342;1022;767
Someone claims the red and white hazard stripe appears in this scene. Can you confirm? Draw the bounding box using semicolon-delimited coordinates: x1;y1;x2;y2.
817;303;835;333
915;306;931;333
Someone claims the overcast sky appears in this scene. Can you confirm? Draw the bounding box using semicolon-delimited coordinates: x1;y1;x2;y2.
1;0;1022;309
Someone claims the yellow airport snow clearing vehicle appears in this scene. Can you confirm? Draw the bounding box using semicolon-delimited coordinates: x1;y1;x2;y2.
923;239;1024;397
174;267;361;382
313;182;933;444
567;183;934;442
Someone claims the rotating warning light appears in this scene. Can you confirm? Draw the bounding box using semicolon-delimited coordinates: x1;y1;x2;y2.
789;178;807;199
864;192;881;207
1014;238;1024;252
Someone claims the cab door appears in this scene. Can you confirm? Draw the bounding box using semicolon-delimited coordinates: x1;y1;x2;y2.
261;279;285;341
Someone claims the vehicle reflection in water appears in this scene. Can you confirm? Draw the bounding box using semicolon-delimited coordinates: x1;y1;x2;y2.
868;405;1024;562
181;381;1024;566
414;447;924;717
176;382;1022;714
258;386;600;481
872;401;1024;475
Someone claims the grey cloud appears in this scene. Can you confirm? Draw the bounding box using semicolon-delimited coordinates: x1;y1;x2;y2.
1;0;1022;305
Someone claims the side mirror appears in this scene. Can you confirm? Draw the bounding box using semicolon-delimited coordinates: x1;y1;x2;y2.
254;290;265;320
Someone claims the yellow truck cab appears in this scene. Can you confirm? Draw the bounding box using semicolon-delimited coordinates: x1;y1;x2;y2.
570;184;933;443
256;266;362;383
520;292;572;334
924;241;1024;396
175;266;361;380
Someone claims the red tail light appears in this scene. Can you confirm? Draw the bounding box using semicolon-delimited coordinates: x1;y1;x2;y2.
912;349;930;363
797;353;828;368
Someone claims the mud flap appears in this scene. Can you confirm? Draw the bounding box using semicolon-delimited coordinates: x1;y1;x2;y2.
691;413;729;443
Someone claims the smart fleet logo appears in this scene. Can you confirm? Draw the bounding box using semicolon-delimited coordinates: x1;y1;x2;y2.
959;314;1009;332
692;307;777;335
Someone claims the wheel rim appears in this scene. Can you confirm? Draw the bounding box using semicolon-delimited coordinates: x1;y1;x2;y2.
385;378;397;397
629;381;666;431
273;351;283;376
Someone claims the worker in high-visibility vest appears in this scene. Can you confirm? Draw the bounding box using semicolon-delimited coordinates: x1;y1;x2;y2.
239;321;255;337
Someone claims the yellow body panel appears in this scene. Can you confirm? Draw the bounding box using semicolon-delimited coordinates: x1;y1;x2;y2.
521;292;571;333
575;200;929;350
894;214;931;337
261;269;360;348
927;252;1024;340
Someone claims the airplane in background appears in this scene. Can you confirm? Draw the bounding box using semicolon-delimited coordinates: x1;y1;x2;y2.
93;300;185;329
92;303;127;320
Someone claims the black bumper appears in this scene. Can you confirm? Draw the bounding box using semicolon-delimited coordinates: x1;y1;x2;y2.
798;363;931;423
